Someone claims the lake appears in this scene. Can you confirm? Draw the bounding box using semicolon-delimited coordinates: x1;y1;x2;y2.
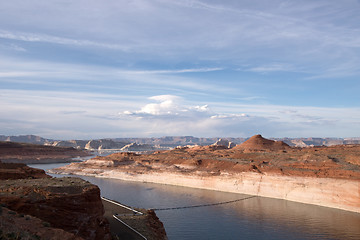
29;163;360;240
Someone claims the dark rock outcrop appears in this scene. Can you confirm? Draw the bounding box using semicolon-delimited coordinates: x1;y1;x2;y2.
0;161;50;180
0;205;84;240
0;162;111;240
145;209;168;240
0;177;111;240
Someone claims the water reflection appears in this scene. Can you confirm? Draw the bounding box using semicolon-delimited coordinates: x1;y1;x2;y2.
30;164;360;240
75;176;360;240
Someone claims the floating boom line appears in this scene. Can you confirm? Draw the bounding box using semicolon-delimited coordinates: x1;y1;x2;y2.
152;195;257;211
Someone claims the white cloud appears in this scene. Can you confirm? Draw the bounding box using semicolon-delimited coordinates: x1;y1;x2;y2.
123;95;211;117
1;90;359;138
192;105;209;112
211;113;248;119
141;96;181;116
115;95;360;138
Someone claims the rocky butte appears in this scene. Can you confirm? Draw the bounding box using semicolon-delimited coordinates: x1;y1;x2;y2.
53;135;360;213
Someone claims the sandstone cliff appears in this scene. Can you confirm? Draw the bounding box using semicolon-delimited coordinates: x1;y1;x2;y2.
212;138;236;149
120;142;157;152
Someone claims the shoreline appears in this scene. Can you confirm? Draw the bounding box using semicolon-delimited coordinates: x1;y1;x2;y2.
51;168;360;214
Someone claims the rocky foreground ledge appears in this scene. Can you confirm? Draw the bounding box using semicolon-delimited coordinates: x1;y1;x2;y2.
53;135;360;213
0;162;167;239
0;161;111;240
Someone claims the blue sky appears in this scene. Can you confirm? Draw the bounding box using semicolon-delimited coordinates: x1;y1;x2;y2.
1;0;360;139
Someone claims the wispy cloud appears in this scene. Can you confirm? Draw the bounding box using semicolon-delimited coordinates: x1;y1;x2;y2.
0;71;39;77
0;30;130;51
119;67;223;75
0;57;232;97
244;63;299;73
0;43;26;52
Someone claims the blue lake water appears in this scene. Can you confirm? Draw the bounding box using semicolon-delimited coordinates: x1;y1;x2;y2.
29;163;360;240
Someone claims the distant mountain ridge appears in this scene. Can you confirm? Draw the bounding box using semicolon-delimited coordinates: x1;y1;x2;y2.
1;134;360;150
0;135;51;144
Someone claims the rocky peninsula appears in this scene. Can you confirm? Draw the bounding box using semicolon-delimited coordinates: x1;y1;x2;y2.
0;141;90;164
53;135;360;213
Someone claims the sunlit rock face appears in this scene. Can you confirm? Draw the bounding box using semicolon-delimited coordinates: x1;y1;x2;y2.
213;138;236;149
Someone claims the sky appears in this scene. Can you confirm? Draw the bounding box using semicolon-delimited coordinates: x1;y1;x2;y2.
1;0;360;140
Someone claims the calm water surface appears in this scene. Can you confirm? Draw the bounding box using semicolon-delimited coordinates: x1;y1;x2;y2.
30;163;360;240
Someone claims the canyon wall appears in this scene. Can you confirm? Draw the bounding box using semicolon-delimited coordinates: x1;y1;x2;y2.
61;169;359;213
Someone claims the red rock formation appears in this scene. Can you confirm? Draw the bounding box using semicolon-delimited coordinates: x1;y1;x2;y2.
234;134;290;152
58;135;360;180
0;161;50;179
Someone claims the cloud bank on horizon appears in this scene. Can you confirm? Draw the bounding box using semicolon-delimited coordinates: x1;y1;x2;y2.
1;0;360;139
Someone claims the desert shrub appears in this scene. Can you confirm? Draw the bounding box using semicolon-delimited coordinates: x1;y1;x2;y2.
42;221;51;227
33;234;41;240
1;203;8;208
6;232;16;239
